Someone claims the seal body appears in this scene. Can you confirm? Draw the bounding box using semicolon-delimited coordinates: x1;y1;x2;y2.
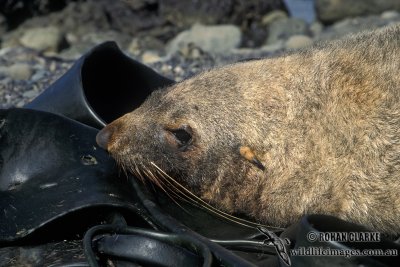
97;25;400;234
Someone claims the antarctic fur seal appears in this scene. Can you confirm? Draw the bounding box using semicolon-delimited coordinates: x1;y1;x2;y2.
96;24;400;234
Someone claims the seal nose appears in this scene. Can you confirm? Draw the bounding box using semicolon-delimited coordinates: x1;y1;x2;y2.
96;126;114;150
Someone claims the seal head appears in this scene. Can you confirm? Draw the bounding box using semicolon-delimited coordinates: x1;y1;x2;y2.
97;25;400;234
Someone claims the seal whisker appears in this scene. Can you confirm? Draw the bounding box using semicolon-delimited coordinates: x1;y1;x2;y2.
142;164;192;212
120;159;131;183
133;161;146;183
126;160;182;205
151;166;197;204
154;169;233;217
126;159;143;183
149;163;230;211
142;164;190;210
131;161;140;182
149;165;226;216
114;155;125;177
141;166;167;192
150;162;283;230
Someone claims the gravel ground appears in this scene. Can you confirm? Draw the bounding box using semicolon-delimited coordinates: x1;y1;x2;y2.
0;0;399;109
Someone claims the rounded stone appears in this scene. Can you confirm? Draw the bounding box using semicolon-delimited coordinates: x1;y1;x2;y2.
285;35;313;50
6;63;33;80
141;51;162;64
167;24;242;55
261;10;288;26
20;26;64;52
381;10;400;20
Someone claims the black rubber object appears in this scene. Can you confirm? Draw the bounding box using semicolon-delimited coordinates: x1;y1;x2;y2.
0;108;154;244
85;225;212;267
25;41;174;129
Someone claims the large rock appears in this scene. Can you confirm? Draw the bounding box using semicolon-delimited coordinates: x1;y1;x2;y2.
316;0;400;23
19;26;64;52
167;24;242;55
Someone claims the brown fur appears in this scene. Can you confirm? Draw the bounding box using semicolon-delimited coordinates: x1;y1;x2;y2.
97;24;400;234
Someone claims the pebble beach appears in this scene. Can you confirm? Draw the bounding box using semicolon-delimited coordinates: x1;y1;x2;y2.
0;0;399;109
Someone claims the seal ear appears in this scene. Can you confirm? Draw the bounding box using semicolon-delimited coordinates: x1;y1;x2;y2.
239;146;265;171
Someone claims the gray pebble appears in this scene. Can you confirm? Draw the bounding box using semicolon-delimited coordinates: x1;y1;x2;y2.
20;26;64;52
261;41;285;53
285;35;313;50
22;89;38;99
309;21;324;37
141;51;162;64
31;69;47;82
7;63;33;80
381;10;400;20
16;100;26;108
0;64;32;80
261;10;288;26
167;24;242;55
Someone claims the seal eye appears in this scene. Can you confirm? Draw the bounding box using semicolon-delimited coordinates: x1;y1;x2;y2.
171;128;192;146
165;124;194;150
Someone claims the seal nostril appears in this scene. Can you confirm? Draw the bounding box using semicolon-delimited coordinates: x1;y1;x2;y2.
96;127;113;150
